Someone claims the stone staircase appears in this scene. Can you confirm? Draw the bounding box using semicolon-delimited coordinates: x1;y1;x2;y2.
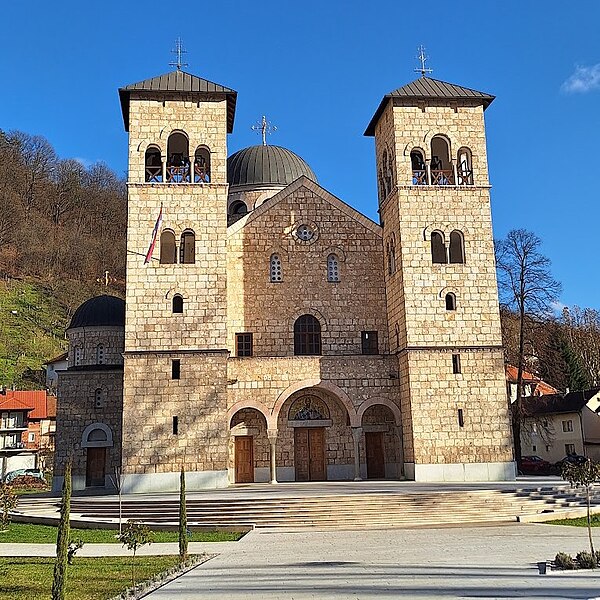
16;485;599;530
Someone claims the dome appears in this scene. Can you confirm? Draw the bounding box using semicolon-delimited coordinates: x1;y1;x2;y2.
227;145;316;188
68;295;125;330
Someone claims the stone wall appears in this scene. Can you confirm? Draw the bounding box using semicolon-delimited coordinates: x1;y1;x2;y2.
53;368;123;489
226;179;388;357
68;327;124;367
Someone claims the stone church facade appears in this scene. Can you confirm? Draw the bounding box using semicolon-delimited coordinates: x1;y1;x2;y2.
53;69;515;492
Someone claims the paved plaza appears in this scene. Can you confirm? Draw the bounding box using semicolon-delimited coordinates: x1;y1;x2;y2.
144;524;600;600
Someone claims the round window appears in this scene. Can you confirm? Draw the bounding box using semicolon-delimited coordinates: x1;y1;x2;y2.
296;225;314;241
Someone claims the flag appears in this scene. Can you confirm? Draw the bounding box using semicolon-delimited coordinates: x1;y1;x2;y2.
144;205;163;264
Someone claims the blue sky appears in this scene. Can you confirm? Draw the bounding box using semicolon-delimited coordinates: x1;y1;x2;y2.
1;1;599;309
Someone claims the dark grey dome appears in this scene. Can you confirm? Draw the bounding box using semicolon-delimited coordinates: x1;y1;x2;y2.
227;145;316;187
69;295;125;330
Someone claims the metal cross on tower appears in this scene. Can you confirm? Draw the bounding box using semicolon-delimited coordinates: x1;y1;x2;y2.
414;45;433;77
169;38;189;71
251;115;277;146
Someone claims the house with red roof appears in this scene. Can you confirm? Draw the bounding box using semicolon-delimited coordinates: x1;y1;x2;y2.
505;365;559;402
0;392;36;478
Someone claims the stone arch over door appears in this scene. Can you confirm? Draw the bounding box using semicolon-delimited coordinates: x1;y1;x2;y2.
274;385;356;482
359;402;402;480
81;423;113;488
229;406;270;484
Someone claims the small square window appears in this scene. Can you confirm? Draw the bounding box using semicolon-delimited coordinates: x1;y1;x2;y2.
361;331;379;355
562;420;573;432
172;359;181;380
452;353;461;374
28;432;35;443
532;445;537;452
565;443;576;455
236;333;253;357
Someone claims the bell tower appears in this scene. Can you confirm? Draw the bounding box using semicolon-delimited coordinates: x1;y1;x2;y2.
118;69;237;491
365;73;515;481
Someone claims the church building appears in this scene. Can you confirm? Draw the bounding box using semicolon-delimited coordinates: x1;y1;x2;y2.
53;65;515;492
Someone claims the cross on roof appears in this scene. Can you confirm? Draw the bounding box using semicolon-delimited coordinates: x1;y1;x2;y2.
251;115;277;146
414;45;433;78
169;37;189;71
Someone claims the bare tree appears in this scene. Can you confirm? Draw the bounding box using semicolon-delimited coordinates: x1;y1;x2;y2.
562;306;600;386
495;229;561;465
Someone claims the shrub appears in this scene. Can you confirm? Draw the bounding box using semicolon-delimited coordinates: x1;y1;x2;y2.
554;552;576;570
0;483;18;530
576;551;597;569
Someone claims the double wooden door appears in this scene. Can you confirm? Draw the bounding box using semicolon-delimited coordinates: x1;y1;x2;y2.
86;447;106;487
235;436;254;483
365;431;385;479
294;428;326;481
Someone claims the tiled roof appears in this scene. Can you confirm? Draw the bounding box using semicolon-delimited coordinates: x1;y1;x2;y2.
364;76;495;136
119;70;237;133
505;365;559;396
0;396;33;412
522;388;600;417
3;391;48;418
44;352;68;365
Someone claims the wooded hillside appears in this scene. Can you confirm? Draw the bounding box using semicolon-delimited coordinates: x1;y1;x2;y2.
0;130;126;387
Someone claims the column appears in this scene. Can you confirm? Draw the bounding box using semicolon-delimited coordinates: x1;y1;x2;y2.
267;429;278;484
351;427;363;481
161;156;167;183
452;161;458;186
425;160;432;185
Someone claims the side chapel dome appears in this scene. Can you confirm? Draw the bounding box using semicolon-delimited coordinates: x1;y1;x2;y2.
68;295;125;330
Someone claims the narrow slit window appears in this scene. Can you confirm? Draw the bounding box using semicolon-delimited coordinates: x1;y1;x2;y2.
172;359;181;380
458;409;464;427
452;353;461;374
173;416;179;435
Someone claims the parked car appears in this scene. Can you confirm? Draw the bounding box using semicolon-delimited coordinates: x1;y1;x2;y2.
519;455;556;475
3;469;46;484
555;454;587;472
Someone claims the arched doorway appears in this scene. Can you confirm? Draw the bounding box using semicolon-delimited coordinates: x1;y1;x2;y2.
81;423;113;488
361;404;400;479
276;389;353;482
229;408;269;483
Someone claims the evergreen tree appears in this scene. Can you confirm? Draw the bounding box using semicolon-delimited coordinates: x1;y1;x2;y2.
560;337;591;391
179;468;188;563
52;460;71;600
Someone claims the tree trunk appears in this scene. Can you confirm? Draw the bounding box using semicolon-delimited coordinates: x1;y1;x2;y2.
587;487;595;556
179;468;188;563
52;460;71;600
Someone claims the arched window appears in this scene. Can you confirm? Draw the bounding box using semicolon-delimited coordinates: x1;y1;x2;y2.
172;295;184;314
159;230;177;264
179;229;195;264
457;147;473;185
96;344;105;365
378;168;385;201
144;145;162;182
431;231;447;264
327;254;340;282
194;146;211;183
410;149;426;185
270;254;282;282
382;150;392;195
228;201;248;224
387;236;396;275
449;230;465;264
294;314;322;356
94;388;104;408
430;135;454;185
166;131;190;183
445;293;457;311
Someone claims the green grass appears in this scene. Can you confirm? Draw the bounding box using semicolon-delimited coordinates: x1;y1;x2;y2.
548;514;600;527
0;555;180;600
0;522;242;544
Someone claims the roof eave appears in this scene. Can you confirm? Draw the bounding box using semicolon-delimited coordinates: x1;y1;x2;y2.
364;94;495;137
118;88;237;133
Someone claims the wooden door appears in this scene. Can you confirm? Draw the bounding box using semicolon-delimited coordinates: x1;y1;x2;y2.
366;432;385;479
235;436;254;483
86;447;106;487
294;428;326;481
